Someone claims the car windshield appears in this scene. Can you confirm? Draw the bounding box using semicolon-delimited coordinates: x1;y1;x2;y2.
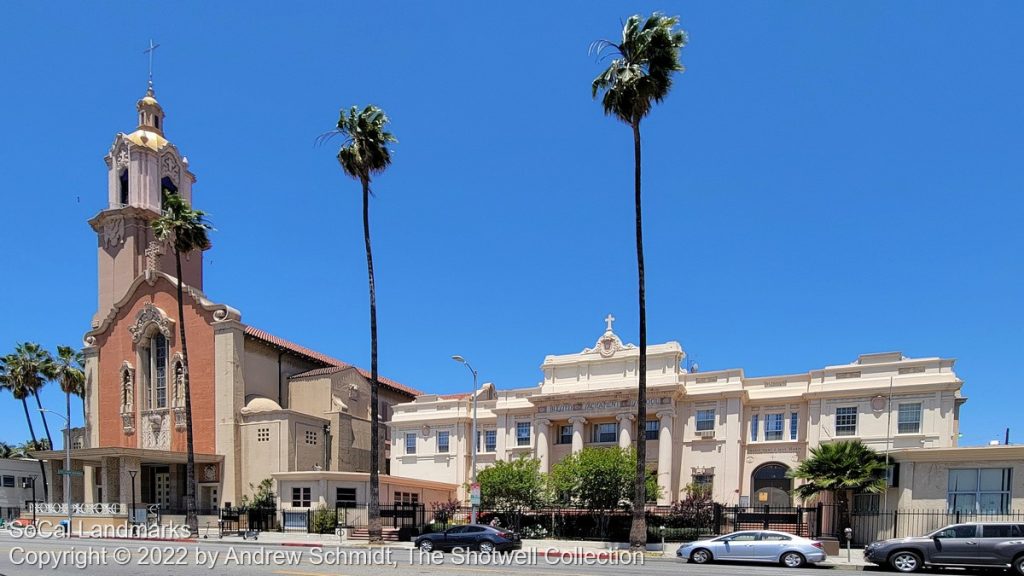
930;525;977;539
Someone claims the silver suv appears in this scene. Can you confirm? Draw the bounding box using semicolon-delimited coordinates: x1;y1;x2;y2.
864;522;1024;574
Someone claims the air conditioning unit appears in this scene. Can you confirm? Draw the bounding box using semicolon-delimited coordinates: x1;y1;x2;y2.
696;430;715;439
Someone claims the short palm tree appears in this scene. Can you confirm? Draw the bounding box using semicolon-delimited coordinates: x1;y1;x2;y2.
1;350;51;501
591;13;687;549
788;440;887;545
153;190;212;534
321;105;397;544
52;346;85;444
0;441;14;459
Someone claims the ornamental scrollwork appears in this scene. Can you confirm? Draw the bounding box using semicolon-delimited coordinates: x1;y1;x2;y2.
128;303;173;343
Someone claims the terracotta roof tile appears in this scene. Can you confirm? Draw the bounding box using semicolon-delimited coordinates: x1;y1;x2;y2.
242;326;421;398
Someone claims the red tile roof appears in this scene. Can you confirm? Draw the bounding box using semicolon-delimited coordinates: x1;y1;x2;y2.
242;326;421;398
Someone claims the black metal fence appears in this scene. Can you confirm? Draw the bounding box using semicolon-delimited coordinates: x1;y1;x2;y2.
851;509;1024;546
281;503;426;536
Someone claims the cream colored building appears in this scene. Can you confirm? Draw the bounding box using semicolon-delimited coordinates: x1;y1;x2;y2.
391;317;968;507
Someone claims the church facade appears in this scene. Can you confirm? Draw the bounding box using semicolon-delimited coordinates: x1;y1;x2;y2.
33;85;455;514
390;316;985;509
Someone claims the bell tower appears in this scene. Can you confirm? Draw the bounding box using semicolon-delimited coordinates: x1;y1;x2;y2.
88;82;206;326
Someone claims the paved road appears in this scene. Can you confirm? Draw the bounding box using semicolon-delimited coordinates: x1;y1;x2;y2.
0;534;850;576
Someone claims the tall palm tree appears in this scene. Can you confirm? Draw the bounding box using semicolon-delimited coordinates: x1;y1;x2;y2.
788;440;887;545
52;346;85;449
0;441;14;459
321;105;397;544
591;13;687;549
0;352;50;500
153;190;212;534
15;343;56;449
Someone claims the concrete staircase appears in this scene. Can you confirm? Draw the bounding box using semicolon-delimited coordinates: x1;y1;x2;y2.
347;527;402;541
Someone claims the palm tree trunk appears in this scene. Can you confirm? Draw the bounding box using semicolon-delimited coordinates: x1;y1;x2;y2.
33;391;54;449
363;176;382;544
629;119;648;550
175;249;198;535
22;398;49;501
836;489;852;546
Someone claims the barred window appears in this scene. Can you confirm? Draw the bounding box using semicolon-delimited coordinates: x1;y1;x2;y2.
304;430;317;445
291;487;311;508
257;428;270;443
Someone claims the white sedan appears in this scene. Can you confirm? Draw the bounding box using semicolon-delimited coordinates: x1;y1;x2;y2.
676;530;828;568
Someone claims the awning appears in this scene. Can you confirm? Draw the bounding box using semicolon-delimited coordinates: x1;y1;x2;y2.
29;447;223;465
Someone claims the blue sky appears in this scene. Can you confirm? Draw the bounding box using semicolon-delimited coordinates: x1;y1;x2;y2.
0;2;1020;449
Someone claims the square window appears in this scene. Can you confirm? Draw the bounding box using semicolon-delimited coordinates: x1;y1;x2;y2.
437;431;449;453
291;487;311;508
516;422;531;446
257;427;270;443
336;488;357;508
897;403;922;434
593;423;616;443
696;409;715;432
405;433;416;455
835;407;858;436
558;425;572;445
1;476;14;488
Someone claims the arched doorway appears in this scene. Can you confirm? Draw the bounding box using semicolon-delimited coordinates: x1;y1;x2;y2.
752;463;792;507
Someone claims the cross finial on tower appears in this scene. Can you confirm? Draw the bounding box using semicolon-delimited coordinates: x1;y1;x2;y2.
604;313;615;332
144;39;160;91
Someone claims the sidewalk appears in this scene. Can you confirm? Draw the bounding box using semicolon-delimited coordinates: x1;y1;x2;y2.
821;549;873;571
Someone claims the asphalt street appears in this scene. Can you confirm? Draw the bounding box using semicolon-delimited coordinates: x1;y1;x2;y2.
0;534;858;576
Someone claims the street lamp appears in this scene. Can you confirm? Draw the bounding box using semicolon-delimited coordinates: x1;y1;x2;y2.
39;408;72;535
451;355;479;524
21;476;37;523
128;470;138;527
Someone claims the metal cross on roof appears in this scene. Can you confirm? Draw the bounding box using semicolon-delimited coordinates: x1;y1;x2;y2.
144;39;160;87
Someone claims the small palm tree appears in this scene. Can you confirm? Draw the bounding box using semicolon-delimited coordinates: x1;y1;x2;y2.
52;346;85;445
591;13;687;549
788;440;887;545
320;105;397;544
153;190;212;535
1;350;51;500
0;441;14;459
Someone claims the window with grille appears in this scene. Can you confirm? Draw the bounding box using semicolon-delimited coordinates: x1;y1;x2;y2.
437;431;449;453
304;430;318;445
835;407;858;436
696;409;715;432
898;403;922;434
764;413;784;441
291;487;311;507
516;422;531;446
257;428;270;443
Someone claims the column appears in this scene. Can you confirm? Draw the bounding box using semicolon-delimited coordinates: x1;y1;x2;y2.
101;457;121;504
657;410;675;505
534;419;551;473
568;416;587;454
616;413;634;449
119;456;142;509
84;465;96;504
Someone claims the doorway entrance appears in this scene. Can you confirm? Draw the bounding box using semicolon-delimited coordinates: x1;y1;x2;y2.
751;463;792;507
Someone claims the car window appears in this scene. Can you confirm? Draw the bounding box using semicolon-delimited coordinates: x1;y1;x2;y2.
445;526;466;534
935;525;977;538
726;532;759;542
761;533;792;541
464;526;486;533
982;525;1013;538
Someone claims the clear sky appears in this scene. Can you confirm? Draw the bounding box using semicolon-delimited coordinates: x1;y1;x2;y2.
1;2;1020;449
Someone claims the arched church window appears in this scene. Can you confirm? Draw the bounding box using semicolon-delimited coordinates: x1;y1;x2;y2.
152;333;168;409
119;169;129;206
160;177;178;209
154;116;160;130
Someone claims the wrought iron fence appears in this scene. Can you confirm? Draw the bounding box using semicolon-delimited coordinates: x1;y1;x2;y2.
851;509;1024;546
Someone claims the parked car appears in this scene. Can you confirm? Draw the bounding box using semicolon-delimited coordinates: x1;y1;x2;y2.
864;522;1024;574
676;530;827;568
415;524;522;553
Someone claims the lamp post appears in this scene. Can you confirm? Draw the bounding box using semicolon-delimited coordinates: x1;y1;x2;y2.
22;476;37;523
128;470;138;526
451;355;479;524
39;409;72;535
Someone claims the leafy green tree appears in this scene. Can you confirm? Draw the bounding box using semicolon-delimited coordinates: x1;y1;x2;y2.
591;13;687;549
321;105;397;544
478;457;546;528
788;440;887;545
550;447;659;537
0;350;51;500
153;190;213;534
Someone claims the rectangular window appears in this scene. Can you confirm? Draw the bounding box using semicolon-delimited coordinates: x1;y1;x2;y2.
516;422;531;446
692;474;714;490
593;423;616;443
291;487;311;508
437;431;449;453
789;412;799;440
835;406;858;436
394;491;419;505
153;334;167;409
485;430;496;452
405;433;416;455
1;476;14;488
898;403;922;434
853;493;880;513
336;488;357;508
750;414;759;441
765;413;784;441
948;468;1012;513
696;409;715;432
558;425;572;445
645;420;659;441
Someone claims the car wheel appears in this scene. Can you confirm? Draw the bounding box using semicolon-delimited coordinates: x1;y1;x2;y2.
418;539;434;552
781;552;806;568
690;548;713;564
479;541;495;554
1013;555;1024;576
889;551;922;573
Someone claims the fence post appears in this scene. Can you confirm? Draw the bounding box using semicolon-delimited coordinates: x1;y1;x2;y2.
815;502;823;537
763;505;770;530
955;510;961;524
713;503;722;535
892;509;898;539
796;506;804;536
